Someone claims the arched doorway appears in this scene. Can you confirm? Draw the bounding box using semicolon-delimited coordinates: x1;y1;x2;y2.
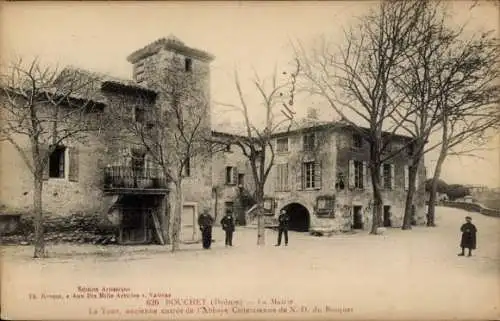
281;203;310;232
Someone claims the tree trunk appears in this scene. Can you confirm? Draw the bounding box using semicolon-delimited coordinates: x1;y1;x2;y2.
33;173;45;258
159;195;171;244
427;149;446;227
255;187;265;246
370;167;383;235
402;164;418;230
214;189;219;223
171;180;183;252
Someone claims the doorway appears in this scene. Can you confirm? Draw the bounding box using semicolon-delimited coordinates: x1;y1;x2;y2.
352;206;363;229
383;205;392;227
281;203;310;232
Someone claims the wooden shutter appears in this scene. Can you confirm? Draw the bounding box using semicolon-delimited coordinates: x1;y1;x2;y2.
404;165;409;191
284;163;289;191
348;160;355;189
232;167;238;185
275;166;280;191
362;161;367;189
314;161;322;190
390;164;395;190
68;147;79;182
41;145;50;180
296;163;303;191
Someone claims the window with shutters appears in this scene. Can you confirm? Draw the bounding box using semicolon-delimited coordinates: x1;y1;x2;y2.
303;133;315;151
354;160;364;189
225;166;237;185
275;163;289;192
276;137;289;153
49;146;66;178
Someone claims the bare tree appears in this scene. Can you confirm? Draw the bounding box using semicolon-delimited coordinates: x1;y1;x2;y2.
216;65;298;245
110;55;213;252
392;2;500;227
0;58;103;258
295;1;428;234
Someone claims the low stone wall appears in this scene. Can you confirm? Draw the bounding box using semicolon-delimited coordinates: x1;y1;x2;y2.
1;211;117;245
441;201;500;218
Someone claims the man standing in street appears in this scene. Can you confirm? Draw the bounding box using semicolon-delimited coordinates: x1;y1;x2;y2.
458;216;477;257
275;209;290;246
198;208;214;249
220;212;235;247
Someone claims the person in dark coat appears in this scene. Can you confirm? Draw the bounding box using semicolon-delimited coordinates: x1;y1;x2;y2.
220;213;235;247
275;209;290;246
198;208;214;249
458;216;477;257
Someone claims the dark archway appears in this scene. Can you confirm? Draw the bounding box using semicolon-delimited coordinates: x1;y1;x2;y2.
282;203;310;232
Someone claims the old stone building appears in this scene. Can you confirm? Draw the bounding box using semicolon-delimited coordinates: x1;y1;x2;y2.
257;122;427;234
1;35;426;243
0;36;223;244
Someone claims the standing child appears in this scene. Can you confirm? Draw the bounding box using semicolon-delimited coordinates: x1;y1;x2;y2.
458;216;477;257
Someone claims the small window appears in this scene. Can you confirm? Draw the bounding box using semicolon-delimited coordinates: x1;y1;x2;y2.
303;133;315;151
225;166;236;185
131;149;146;173
335;171;345;190
134;107;145;123
238;173;245;186
353;134;363;149
276;137;289;153
185;58;192;72
407;143;415;156
49;146;66;178
225;144;231;152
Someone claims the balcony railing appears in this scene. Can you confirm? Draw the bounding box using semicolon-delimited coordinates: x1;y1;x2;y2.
103;166;168;192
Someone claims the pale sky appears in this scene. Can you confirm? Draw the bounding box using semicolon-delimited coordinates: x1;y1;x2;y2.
1;1;498;187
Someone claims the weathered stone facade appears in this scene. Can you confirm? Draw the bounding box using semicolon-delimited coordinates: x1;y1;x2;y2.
263;123;427;234
0;35;427;242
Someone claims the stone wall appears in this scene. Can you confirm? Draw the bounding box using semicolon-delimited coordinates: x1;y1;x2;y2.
0;135;106;217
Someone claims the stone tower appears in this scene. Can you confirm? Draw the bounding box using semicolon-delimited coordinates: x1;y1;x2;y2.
126;36;216;227
126;35;215;126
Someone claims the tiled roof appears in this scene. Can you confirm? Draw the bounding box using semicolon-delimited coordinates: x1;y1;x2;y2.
53;67;156;104
127;36;215;63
